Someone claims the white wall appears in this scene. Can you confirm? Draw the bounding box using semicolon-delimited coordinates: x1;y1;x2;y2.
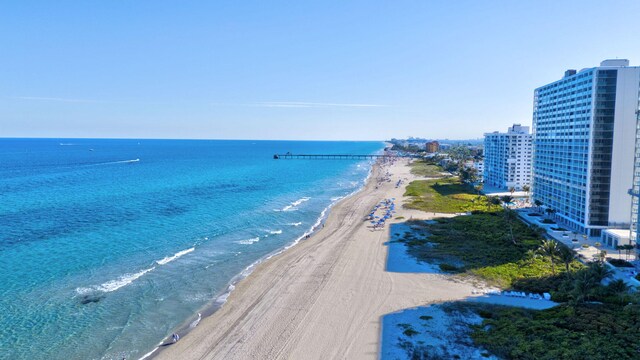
608;67;640;225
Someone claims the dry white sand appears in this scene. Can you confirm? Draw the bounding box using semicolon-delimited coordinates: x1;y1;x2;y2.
153;160;501;360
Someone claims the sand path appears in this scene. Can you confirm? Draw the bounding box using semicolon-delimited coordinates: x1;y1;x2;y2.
155;160;474;360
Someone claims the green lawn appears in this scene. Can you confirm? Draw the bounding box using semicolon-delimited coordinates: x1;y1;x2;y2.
404;177;490;213
410;160;446;178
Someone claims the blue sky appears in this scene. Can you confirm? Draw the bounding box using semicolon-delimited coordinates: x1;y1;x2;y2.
2;1;639;140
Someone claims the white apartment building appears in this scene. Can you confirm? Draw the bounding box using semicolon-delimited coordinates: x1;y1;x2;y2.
483;124;532;190
532;59;640;236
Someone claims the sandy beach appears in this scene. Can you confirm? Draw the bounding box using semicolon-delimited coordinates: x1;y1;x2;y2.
153;160;498;359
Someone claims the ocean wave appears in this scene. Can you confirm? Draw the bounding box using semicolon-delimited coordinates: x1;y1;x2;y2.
76;267;155;294
287;222;303;226
107;159;140;165
277;197;310;212
236;237;260;245
268;229;282;235
189;313;202;329
156;247;195;265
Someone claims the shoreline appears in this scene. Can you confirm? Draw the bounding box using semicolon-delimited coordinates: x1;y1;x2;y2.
153;158;482;360
142;160;378;359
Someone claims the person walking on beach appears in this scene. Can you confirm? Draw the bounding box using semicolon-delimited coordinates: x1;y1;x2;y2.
172;333;180;343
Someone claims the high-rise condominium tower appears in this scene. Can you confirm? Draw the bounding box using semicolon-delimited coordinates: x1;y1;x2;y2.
532;59;640;236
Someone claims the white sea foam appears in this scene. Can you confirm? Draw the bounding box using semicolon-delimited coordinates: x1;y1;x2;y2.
76;267;155;294
278;197;310;211
156;247;195;265
287;222;303;226
189;313;202;329
268;229;282;235
236;237;260;245
215;284;235;304
87;159;140;167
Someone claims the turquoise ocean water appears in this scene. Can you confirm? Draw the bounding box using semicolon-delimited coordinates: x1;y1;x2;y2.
0;139;382;360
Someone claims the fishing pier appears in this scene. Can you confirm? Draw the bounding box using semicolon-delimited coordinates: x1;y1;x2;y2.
273;153;415;160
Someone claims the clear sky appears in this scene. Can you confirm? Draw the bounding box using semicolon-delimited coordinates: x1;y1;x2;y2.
2;1;639;140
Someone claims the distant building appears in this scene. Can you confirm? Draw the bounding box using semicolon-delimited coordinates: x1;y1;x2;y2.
425;141;440;153
474;159;484;181
483;124;532;190
532;59;640;236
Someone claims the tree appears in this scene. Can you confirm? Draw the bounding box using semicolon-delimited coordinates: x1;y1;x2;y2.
607;279;630;296
571;270;599;304
592;250;607;263
538;239;560;274
474;183;484;195
503;208;519;245
534;199;543;213
545;208;555;219
524;249;540;265
522;184;530;194
486;196;501;210
622;244;634;261
587;262;613;282
459;167;478;184
509;186;516;195
500;195;514;204
558;246;576;274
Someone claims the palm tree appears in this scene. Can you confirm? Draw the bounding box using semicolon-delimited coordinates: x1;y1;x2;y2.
558;246;576;274
545;207;555;219
587;262;613;282
622;244;634;261
500;195;514;206
522;184;530;194
538;239;560;274
534;199;543;213
503;208;518;245
571;271;599;304
509;186;516;195
474;183;484;195
524;249;540;265
607;279;630;296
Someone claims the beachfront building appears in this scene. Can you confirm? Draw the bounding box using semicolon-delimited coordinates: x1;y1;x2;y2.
483;124;532;190
425;141;440;153
629;107;640;254
532;59;640;237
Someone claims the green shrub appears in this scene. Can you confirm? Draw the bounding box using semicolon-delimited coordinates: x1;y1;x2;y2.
470;303;640;360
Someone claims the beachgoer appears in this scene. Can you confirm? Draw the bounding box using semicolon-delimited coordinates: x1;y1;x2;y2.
172;333;180;343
